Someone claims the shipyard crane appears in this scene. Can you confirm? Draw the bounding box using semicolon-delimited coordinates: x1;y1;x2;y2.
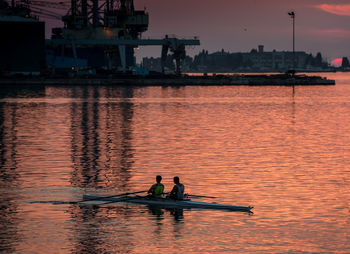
44;0;199;74
61;0;142;33
5;0;199;73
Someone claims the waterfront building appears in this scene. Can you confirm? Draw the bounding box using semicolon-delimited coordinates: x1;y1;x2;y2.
0;2;45;75
142;57;162;72
143;45;331;73
241;45;311;71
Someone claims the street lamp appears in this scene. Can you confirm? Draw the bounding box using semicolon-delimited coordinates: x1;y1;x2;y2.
288;11;295;73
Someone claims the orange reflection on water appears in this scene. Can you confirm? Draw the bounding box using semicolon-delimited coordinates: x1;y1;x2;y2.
0;72;349;253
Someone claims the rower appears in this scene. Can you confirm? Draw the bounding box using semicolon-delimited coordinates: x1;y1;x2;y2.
148;175;164;198
169;176;185;200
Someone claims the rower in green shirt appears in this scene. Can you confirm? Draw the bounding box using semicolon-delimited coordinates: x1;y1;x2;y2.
148;175;164;198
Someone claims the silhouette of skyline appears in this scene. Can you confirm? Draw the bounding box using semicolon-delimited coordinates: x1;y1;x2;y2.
41;0;350;62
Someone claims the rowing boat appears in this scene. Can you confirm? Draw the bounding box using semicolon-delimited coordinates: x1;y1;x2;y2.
82;195;253;212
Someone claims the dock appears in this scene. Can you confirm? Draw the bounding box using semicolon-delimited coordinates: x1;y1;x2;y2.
0;74;336;86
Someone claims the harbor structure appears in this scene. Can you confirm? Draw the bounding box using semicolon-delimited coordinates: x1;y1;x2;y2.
46;0;149;71
45;0;200;74
0;1;45;75
0;1;335;85
0;0;200;75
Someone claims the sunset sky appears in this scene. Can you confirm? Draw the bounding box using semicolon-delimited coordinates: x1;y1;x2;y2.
42;0;350;62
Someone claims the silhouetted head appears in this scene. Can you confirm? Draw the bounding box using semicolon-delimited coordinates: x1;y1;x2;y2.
156;175;162;183
173;176;180;184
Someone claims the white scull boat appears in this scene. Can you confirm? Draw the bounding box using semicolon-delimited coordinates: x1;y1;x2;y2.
83;195;253;212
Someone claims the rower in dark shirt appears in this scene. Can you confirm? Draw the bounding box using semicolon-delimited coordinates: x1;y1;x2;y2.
169;176;184;200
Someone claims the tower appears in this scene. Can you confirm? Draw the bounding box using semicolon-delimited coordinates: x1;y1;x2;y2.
49;0;149;70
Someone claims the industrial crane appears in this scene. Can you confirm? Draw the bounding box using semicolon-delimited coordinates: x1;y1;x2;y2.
13;0;147;37
39;0;199;74
5;0;199;74
47;0;149;72
61;0;146;36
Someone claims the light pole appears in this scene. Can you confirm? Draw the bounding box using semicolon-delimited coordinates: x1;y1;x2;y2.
288;11;295;73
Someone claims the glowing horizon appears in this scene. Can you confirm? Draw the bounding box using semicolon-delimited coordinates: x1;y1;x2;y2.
331;58;343;67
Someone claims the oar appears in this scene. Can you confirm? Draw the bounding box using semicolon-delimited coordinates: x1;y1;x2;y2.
186;194;217;199
162;193;217;199
78;190;148;203
100;195;147;205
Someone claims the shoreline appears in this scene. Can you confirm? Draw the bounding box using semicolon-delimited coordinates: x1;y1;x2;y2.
0;73;336;86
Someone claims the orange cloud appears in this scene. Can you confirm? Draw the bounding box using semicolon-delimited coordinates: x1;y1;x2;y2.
316;4;350;16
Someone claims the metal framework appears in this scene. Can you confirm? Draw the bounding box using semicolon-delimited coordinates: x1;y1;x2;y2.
46;36;200;73
45;0;200;73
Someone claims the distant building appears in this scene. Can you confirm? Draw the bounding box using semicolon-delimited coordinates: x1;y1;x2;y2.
142;57;162;72
0;15;45;75
142;45;331;73
240;45;310;71
142;55;176;73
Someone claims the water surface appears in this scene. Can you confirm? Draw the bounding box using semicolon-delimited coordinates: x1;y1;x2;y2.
0;73;349;253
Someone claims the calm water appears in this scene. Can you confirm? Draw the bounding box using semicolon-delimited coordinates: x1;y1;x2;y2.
0;73;349;253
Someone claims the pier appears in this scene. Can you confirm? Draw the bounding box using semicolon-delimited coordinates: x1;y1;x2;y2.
0;74;336;86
